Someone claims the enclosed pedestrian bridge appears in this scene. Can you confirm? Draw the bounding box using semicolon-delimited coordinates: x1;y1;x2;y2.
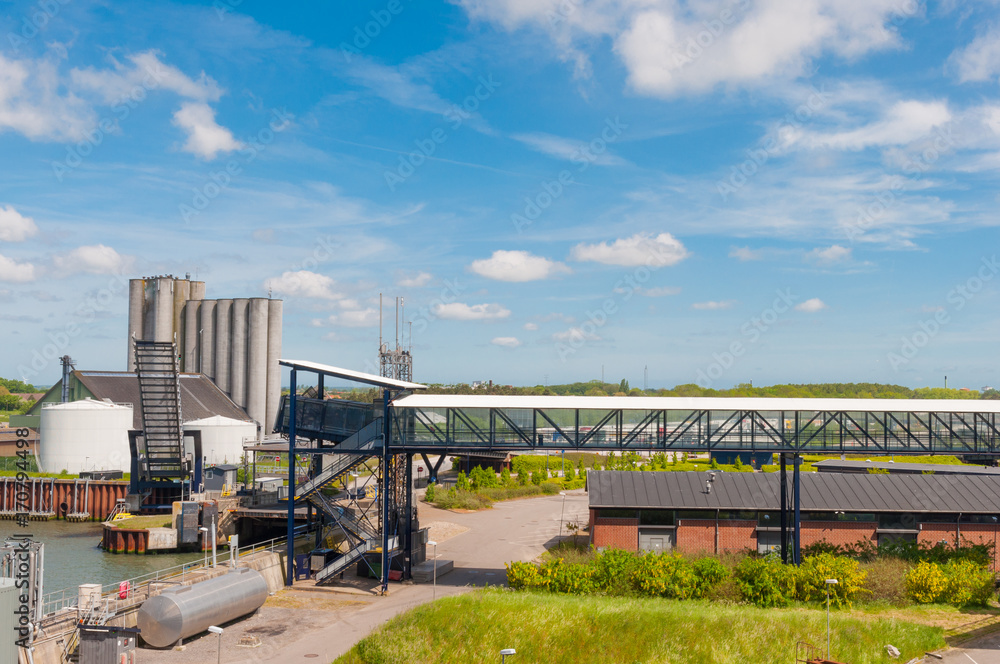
272;360;1000;591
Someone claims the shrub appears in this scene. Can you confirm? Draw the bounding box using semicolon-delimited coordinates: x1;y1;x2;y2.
469;465;498;489
500;467;514;487
796;553;867;607
692;557;729;597
517;469;528;486
433;488;492;511
629;552;699;599
540;558;597;595
906;561;948;604
861;558;911;605
506;561;541;590
591;548;635;594
456;471;469;491
733;556;796;607
942;560;994;607
540;481;561;495
424;482;436;502
530;471;543;486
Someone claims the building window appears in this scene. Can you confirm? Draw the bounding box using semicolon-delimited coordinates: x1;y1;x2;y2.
639;510;674;526
878;532;917;548
718;511;756;521
878;514;918;530
598;509;637;519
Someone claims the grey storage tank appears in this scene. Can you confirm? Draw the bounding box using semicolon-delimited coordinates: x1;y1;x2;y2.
136;568;268;648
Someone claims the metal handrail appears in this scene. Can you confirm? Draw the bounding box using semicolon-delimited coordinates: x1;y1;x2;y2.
41;535;292;616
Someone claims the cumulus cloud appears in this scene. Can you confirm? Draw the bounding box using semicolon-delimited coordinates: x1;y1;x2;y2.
0;206;38;242
795;298;827;313
329;308;380;327
691;300;735;310
0;52;95;141
0;254;36;282
470;250;571;282
459;0;912;97
571;232;688;267
553;326;601;342
491;336;521;348
432;302;511;321
71;50;223;104
53;245;132;275
264;271;341;300
172;102;243;159
398;271;433;287
951;26;1000;83
523;322;539;330
806;245;852;265
729;246;765;261
787;100;951;151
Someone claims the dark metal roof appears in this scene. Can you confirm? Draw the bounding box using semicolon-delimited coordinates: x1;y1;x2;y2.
588;470;1000;514
74;371;249;429
814;459;1000;476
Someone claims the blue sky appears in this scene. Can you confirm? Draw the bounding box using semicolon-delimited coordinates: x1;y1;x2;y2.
0;0;998;390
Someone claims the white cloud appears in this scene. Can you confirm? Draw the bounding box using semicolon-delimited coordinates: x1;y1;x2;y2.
729;246;764;261
0;254;36;282
512;132;627;166
806;245;852;265
553;326;601;342
330;308;380;327
951;26;1000;83
264;271;341;299
692;300;735;310
0;206;38;242
172;102;243;159
0;52;95;141
523;322;539;331
571;232;688;267
70;51;223;104
491;336;521;348
398;271;433;288
788;100;951;151
795;298;828;313
432;302;511;320
53;245;131;275
460;0;912;97
469;250;571;282
640;286;681;297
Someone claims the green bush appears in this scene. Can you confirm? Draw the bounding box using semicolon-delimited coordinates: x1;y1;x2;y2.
456;471;469;491
540;558;597;595
540;481;561;495
432;488;492;511
469;465;498;489
500;467;514;487
530;471;543;486
692;557;729;597
861;557;911;605
591;548;635;594
628;552;699;599
942;560;994;607
795;553;867;607
424;482;436;502
733;556;796;607
506;561;541;590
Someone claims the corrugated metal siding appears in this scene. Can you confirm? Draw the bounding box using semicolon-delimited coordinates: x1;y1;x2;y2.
589;471;1000;513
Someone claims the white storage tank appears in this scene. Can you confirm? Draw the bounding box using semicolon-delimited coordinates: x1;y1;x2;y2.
39;399;133;474
183;415;256;465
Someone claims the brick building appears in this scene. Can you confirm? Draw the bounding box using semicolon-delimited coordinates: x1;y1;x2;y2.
588;470;1000;567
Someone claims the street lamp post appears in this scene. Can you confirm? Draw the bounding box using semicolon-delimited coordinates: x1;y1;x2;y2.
825;578;839;659
993;517;998;573
558;491;567;538
427;540;438;601
500;648;516;663
208;625;223;664
211;515;217;568
199;527;208;568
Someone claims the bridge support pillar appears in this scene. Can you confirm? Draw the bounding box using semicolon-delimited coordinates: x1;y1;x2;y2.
405;453;413;580
780;454;788;565
793;453;801;565
381;389;391;594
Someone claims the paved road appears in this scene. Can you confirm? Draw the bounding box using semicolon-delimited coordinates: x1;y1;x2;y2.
940;632;1000;664
141;490;590;664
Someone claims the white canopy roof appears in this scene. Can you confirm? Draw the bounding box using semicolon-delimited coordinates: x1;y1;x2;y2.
279;359;426;391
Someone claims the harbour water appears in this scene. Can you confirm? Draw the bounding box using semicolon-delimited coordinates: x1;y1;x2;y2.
0;520;202;599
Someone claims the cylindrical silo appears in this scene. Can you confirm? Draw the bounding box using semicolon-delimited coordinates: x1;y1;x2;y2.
39;400;134;474
214;299;232;395
183;415;256;465
230;298;249;410
153;277;174;343
183;300;199;373
136;569;268;649
200;300;216;378
265;299;283;433
127;279;144;371
246;299;268;427
189;280;206;301
172;278;190;349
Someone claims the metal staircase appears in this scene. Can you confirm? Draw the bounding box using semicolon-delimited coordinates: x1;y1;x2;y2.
133;340;185;480
296;419;383;499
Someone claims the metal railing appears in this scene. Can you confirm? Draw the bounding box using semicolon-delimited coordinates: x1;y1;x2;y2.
41;535;292;616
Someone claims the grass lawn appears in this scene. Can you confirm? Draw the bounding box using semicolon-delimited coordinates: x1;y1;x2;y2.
335;589;946;664
105;515;173;529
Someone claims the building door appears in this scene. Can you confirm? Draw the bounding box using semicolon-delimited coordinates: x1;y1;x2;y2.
639;528;675;552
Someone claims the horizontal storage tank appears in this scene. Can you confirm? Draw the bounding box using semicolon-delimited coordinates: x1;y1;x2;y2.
183;415;256;465
39;400;133;474
137;568;268;648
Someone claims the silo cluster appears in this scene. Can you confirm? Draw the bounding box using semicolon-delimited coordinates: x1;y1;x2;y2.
126;276;283;431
